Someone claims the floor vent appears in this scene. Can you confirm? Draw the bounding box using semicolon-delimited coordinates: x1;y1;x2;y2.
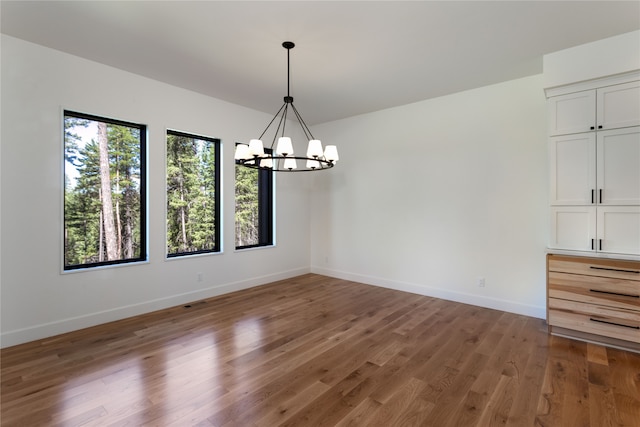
184;301;207;309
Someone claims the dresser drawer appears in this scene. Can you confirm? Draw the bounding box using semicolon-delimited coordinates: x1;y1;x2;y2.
548;256;640;281
548;271;640;311
548;298;640;344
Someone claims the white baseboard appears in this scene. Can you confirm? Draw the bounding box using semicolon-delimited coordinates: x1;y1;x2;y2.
310;266;546;320
0;267;309;348
2;266;545;348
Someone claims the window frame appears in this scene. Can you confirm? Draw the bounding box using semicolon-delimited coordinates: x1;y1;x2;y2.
166;129;221;258
235;144;274;250
63;110;147;271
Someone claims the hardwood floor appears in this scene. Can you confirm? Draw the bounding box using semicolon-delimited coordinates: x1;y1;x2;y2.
2;274;639;426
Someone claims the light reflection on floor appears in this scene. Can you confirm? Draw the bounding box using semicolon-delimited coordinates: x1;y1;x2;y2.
54;329;225;425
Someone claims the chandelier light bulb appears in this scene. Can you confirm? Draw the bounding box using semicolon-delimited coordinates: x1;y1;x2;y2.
248;139;264;157
283;158;297;170
307;139;323;158
234;144;250;160
260;156;273;168
276;137;293;156
306;159;320;169
324;145;339;163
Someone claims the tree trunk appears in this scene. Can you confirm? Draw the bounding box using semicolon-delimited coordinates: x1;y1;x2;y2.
123;189;134;258
98;206;104;262
180;189;188;252
115;167;122;255
98;122;119;260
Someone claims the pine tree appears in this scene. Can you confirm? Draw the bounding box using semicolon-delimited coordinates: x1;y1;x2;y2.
64;116;142;267
109;125;141;259
235;165;259;247
167;135;198;253
98;122;119;260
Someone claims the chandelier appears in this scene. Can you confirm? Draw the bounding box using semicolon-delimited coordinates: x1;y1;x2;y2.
234;41;339;172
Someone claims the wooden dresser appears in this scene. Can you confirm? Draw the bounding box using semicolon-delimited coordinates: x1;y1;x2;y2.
547;254;640;352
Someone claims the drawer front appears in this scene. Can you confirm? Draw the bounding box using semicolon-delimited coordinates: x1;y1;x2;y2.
548;271;640;311
548;298;640;343
548;256;640;281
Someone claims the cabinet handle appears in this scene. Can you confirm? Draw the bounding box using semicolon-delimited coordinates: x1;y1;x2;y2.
590;126;595;130
599;239;602;251
589;289;640;298
599;189;602;204
598;125;603;129
589;266;640;274
589;317;640;330
591;189;595;204
591;239;595;250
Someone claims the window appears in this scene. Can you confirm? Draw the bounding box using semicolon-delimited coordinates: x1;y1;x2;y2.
166;130;221;257
235;146;273;249
64;111;147;270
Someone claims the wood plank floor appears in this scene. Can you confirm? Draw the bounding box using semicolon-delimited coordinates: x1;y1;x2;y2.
2;274;639;426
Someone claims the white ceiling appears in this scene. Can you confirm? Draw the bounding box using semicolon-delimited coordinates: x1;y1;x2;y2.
2;1;639;125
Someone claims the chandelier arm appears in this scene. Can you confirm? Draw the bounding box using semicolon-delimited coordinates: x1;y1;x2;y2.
289;103;315;141
258;103;287;140
268;104;288;150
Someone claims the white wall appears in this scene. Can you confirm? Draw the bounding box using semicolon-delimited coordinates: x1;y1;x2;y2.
309;75;549;318
5;30;634;347
0;35;312;347
543;30;640;89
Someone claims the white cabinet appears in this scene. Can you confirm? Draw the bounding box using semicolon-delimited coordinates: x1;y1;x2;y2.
548;91;596;135
548;127;640;254
550;206;596;251
597;207;640;255
549;133;595;205
597;81;640;131
549;81;640;136
547;77;640;257
550;206;640;255
597;127;640;205
549;127;640;206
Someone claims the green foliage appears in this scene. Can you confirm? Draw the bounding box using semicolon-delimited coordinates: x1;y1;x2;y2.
234;165;259;247
166;134;217;255
64;116;88;166
64;117;142;267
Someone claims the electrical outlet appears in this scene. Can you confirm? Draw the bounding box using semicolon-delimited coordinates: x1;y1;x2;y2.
477;277;485;287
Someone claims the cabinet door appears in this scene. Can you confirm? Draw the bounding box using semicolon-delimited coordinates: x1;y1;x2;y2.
550;207;596;251
549;133;596;205
597;127;640;205
597;81;640;130
597;206;640;256
548;90;596;136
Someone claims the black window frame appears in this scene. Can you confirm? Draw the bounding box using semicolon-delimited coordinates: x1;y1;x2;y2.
166;130;221;258
235;144;274;250
63;110;147;271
